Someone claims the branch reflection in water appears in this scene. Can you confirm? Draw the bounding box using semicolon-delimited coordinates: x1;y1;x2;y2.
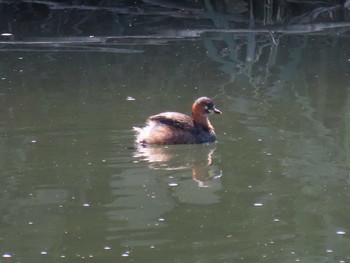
133;143;222;188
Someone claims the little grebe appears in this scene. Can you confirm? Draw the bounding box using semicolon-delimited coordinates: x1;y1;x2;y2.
133;97;222;145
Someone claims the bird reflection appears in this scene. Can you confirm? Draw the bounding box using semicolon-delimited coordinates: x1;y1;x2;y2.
133;143;222;187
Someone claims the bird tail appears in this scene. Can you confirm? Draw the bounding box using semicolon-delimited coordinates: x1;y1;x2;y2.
133;126;142;134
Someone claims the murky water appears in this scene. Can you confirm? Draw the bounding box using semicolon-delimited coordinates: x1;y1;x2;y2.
2;2;350;263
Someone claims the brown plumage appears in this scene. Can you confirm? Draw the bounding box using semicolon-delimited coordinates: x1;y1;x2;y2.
133;97;222;145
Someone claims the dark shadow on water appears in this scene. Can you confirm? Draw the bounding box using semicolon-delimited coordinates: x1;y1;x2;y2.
1;1;350;46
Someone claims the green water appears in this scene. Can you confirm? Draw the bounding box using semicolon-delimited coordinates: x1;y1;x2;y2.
2;4;350;262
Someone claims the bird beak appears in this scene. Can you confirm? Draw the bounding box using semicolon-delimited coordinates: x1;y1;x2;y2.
213;107;222;114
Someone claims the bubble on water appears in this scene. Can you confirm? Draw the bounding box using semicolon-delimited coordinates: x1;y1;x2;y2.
254;202;263;207
121;251;130;257
40;251;48;255
103;246;111;250
2;253;12;258
336;230;346;235
126;96;135;101
168;182;178;187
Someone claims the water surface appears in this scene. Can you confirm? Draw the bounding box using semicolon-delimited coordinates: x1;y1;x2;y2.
2;1;350;263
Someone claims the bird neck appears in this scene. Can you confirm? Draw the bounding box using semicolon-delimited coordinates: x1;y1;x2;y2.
192;111;213;131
